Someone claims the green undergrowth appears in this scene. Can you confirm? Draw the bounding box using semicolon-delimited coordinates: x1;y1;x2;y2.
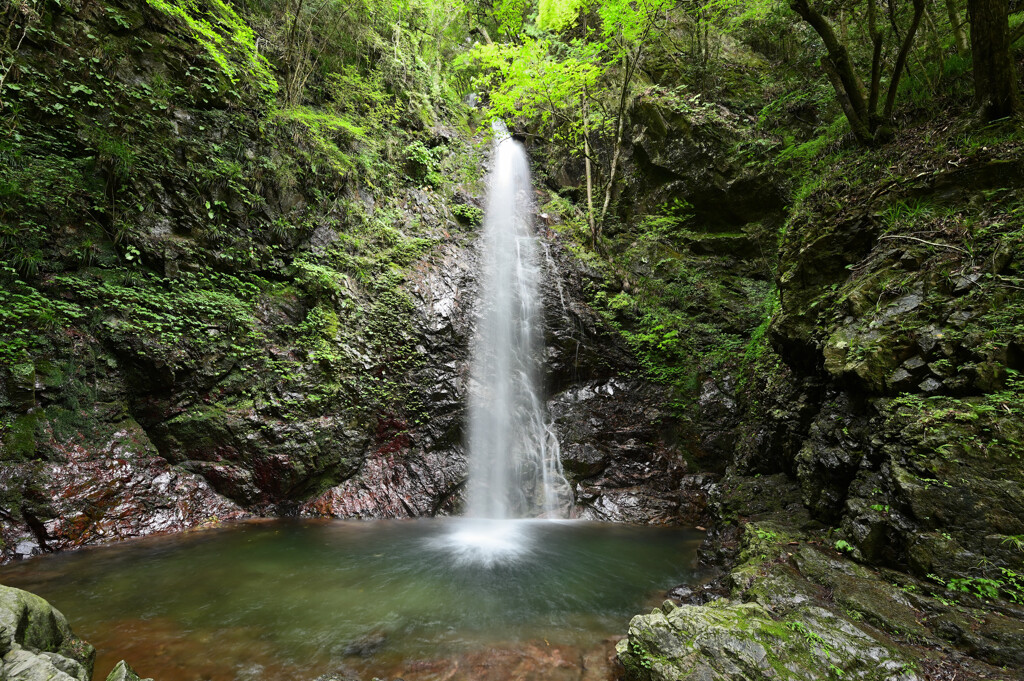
548;195;772;416
270;107;367;176
929;569;1024;607
145;0;277;94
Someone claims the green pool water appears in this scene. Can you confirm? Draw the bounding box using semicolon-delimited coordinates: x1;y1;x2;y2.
0;519;702;681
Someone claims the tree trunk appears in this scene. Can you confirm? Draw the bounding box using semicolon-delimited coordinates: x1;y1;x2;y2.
945;0;970;52
922;4;946;78
968;0;1020;120
790;0;870;126
821;58;874;144
867;0;884;121
583;94;596;246
598;49;639;235
883;0;926;121
284;0;307;105
581;13;596;245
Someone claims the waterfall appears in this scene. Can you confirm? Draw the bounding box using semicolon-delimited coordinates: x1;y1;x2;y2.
464;125;571;520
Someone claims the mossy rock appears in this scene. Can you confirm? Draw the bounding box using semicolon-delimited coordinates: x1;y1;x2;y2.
926;608;1024;668
0;585;95;681
617;599;919;681
104;660;153;681
791;547;932;643
7;362;36;411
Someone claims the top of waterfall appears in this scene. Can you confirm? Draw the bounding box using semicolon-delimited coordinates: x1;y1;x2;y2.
491;120;512;144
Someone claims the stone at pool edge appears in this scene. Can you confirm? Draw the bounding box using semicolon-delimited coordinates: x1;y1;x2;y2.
0;584;94;681
616;599;921;681
0;584;150;681
105;660;154;681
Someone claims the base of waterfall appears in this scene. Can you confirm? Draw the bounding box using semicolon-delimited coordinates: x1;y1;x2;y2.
431;518;535;567
430;518;584;567
0;518;703;681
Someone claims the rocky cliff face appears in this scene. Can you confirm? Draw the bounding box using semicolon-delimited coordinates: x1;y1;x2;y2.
0;154;690;561
502;26;1024;675
612;108;1024;679
296;219;704;525
735;140;1024;583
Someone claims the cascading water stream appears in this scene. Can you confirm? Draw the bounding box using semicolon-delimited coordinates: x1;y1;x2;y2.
462;123;572;530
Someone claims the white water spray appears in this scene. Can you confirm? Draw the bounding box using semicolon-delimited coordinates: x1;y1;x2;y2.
463;124;572;522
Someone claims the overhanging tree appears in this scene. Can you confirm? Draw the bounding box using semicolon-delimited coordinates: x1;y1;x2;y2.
789;0;925;145
462;0;670;249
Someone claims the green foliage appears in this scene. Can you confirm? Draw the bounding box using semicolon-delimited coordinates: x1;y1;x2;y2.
1002;535;1024;553
886;367;1024;462
271;106;365;176
628;636;671;670
703;0;784;29
491;0;531;38
775;115;847;166
459;38;601;135
882;198;935;232
404;139;444;187
145;0;277;93
786;620;828;648
537;0;590;31
297;303;343;366
50;268;272;372
293;256;346;300
271;0;470;117
594;0;672;42
933;569;1024;606
460;0;670;239
451;202;484;225
741;288;778;374
325;67;401;132
946;576;1002;601
998;567;1024;605
0;266;86;364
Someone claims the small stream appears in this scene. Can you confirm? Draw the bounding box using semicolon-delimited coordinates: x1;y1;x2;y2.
0;519;702;681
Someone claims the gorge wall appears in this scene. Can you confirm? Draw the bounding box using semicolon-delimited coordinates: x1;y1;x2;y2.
586;41;1024;681
2;1;1023;680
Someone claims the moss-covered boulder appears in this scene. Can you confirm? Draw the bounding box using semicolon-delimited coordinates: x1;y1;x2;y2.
617;599;918;681
671;471;1024;679
0;585;95;681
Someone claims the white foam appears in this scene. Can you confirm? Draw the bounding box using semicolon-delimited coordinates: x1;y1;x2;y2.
431;519;534;567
